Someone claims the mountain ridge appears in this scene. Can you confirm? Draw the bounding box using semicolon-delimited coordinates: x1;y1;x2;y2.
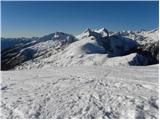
1;28;159;70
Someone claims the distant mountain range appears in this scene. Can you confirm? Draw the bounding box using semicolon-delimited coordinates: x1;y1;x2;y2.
1;28;159;70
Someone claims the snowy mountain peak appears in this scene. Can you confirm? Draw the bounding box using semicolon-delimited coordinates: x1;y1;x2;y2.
83;28;92;33
97;28;107;32
77;28;109;39
38;32;75;42
148;28;159;34
77;28;94;39
95;28;109;37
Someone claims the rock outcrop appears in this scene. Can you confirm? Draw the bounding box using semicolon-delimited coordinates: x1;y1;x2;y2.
137;41;159;64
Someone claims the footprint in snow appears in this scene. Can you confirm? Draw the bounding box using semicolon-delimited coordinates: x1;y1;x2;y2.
1;86;8;90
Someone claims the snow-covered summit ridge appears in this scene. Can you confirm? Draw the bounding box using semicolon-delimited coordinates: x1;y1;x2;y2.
1;28;159;70
94;28;109;37
38;32;75;42
31;32;76;53
76;28;109;39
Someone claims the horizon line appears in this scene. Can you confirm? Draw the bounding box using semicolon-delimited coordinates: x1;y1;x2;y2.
1;27;158;38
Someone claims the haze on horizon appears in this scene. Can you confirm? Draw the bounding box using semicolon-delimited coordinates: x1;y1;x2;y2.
1;1;158;38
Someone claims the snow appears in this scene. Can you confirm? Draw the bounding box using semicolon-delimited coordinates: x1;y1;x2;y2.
14;28;139;69
120;28;159;45
2;28;158;70
94;28;109;37
26;32;76;57
140;29;159;43
14;36;107;69
1;28;159;118
1;65;158;119
102;53;137;66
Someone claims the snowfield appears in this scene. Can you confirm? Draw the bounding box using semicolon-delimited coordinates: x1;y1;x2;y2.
1;65;159;119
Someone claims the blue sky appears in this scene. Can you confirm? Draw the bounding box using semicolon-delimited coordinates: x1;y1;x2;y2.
2;1;159;38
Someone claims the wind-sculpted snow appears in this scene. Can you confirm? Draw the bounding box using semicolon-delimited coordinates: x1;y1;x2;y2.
1;66;158;118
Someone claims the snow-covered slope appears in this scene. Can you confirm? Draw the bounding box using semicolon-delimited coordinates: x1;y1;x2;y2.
1;28;159;70
25;32;77;60
1;32;77;70
13;29;109;69
138;29;159;44
1;65;158;119
120;28;159;45
14;28;158;70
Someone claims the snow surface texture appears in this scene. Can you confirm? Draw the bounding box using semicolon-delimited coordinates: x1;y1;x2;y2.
1;65;159;119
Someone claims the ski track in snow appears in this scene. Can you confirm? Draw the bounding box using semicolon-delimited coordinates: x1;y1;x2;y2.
1;65;159;119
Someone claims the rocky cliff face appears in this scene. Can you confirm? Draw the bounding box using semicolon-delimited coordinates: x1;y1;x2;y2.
137;41;159;64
